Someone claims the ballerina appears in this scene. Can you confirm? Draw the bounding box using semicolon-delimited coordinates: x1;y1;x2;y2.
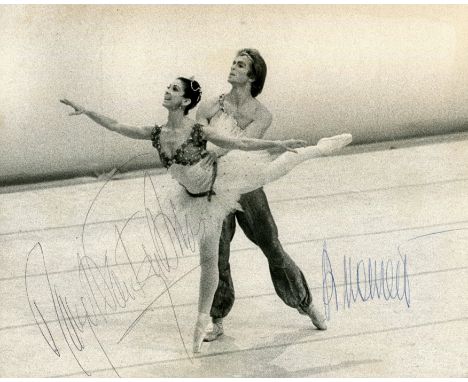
60;76;351;353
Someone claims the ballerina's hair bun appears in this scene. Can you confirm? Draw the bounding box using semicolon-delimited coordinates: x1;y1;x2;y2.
178;76;202;115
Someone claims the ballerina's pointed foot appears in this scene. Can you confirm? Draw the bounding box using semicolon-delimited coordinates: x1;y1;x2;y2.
317;133;352;156
193;313;211;354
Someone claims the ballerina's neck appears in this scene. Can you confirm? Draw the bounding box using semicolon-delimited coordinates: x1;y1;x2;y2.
165;110;189;130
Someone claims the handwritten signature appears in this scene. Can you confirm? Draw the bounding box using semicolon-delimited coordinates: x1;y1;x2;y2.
25;169;206;376
321;226;468;319
321;241;411;320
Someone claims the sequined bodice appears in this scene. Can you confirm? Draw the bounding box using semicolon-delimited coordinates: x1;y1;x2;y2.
151;123;206;168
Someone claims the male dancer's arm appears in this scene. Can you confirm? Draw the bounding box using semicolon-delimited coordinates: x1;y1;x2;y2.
196;97;220;126
242;103;273;139
196;97;230;165
202;126;305;152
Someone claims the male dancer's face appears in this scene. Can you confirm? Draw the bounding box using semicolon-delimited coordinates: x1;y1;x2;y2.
228;55;253;85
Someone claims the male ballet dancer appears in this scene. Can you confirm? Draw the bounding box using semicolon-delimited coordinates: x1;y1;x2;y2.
196;48;327;341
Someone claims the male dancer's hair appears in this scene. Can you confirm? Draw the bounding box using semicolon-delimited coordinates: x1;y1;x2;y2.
237;48;267;98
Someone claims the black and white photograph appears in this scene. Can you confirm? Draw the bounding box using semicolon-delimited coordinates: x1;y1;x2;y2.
0;4;467;378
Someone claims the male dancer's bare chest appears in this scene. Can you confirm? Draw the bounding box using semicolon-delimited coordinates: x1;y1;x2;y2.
220;101;255;130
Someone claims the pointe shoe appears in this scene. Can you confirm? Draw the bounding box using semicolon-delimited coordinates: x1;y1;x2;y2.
317;134;352;156
298;305;328;330
203;319;224;342
193;313;211;353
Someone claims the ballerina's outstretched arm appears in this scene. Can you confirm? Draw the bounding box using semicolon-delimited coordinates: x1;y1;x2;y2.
202;124;306;153
60;99;154;140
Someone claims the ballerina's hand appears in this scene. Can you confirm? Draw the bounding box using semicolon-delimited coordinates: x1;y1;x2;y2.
276;139;307;153
60;99;86;116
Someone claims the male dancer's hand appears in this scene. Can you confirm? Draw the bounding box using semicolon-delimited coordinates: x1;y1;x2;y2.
200;150;218;169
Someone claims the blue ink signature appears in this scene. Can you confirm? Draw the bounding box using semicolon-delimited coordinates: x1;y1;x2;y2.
321;241;411;320
322;227;468;319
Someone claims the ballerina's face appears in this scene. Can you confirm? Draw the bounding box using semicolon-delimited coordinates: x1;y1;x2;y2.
162;79;190;111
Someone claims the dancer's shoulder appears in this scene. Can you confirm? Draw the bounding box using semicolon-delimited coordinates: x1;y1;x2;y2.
150;124;161;142
196;96;221;123
200;95;221;110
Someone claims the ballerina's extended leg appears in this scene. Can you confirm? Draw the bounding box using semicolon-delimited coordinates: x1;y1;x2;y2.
262;133;352;182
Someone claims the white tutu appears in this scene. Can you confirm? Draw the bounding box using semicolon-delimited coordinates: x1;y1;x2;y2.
152;113;279;236
151;171;240;242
